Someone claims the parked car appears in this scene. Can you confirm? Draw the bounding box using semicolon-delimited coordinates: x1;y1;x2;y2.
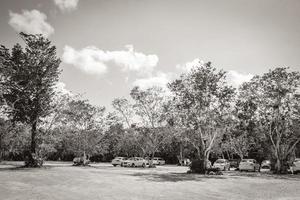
122;157;149;167
291;158;300;174
229;159;239;169
260;160;271;172
212;159;230;171
111;157;127;167
151;157;166;165
239;159;260;172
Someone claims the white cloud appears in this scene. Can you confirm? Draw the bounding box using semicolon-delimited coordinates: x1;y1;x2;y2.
62;45;159;75
54;0;79;12
132;72;171;90
177;58;253;88
8;10;54;37
227;70;253;87
176;58;205;72
62;46;108;75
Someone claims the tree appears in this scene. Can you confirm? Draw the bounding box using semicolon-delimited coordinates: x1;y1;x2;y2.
241;68;300;173
0;33;60;167
129;86;172;166
227;133;251;160
112;98;133;128
223;93;260;160
169;61;235;173
61;98;107;164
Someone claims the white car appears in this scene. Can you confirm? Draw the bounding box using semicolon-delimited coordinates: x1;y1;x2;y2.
291;158;300;174
239;159;260;172
111;157;127;167
213;159;230;171
122;157;149;167
260;160;271;172
151;157;166;165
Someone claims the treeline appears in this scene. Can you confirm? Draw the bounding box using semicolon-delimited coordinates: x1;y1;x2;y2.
0;33;300;173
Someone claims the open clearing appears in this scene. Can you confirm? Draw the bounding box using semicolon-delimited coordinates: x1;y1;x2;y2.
0;162;300;200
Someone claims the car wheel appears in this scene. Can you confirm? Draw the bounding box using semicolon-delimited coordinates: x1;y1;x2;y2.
142;163;145;168
113;164;117;167
132;163;135;167
224;166;226;171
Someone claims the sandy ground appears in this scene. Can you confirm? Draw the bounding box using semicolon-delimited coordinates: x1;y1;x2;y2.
0;161;299;200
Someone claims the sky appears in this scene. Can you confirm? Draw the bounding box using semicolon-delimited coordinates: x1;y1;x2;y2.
0;0;300;110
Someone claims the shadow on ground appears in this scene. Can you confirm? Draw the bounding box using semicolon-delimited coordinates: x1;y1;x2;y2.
131;171;300;182
131;172;226;182
226;171;300;180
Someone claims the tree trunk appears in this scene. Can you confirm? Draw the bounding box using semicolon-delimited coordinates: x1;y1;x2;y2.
83;151;88;166
239;154;243;160
149;151;155;168
31;120;37;154
0;135;2;161
178;143;184;166
25;120;43;167
275;158;281;173
226;151;230;160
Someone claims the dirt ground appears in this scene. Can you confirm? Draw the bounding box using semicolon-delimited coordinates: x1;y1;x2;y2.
0;161;299;200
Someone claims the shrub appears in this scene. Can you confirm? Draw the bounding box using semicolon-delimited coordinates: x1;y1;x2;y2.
189;159;206;174
24;153;43;167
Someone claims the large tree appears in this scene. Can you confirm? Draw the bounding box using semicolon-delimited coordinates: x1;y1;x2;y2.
241;68;300;173
61;98;107;164
169;61;235;173
130;86;173;166
0;33;60;166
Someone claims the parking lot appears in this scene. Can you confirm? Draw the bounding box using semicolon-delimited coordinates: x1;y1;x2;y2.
0;161;300;200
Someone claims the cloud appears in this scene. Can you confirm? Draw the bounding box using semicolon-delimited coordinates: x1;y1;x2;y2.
132;72;171;90
176;58;205;72
8;10;54;37
54;0;79;12
227;70;253;87
177;58;253;88
62;45;159;75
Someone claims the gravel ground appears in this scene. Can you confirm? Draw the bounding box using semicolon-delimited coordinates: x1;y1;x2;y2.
0;161;299;200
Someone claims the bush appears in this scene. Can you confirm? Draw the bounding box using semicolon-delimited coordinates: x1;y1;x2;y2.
24;153;43;167
73;156;90;166
189;159;206;174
